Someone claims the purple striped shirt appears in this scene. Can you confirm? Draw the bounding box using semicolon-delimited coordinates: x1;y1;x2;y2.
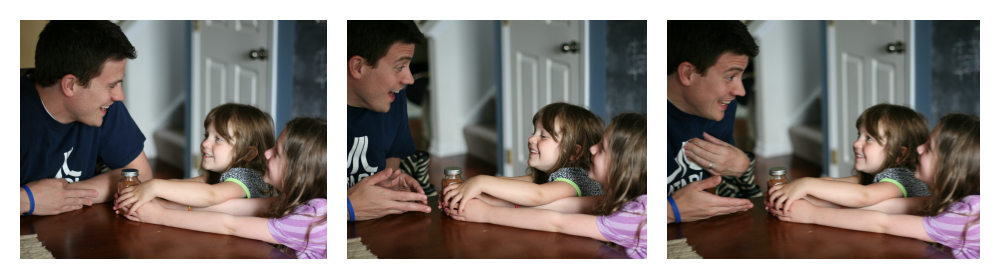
268;198;327;259
923;195;979;259
596;195;647;259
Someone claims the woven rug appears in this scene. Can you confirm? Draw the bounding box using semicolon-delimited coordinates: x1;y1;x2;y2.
20;234;55;259
668;238;702;259
347;237;377;259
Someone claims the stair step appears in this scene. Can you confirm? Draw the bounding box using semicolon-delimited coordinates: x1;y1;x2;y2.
788;124;823;167
153;129;186;170
463;123;497;166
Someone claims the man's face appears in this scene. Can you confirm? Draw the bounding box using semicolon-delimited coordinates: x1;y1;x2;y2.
683;52;748;121
69;59;126;127
353;42;416;113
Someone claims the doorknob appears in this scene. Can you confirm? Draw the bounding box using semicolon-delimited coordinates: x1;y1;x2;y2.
885;41;905;54
560;41;579;53
248;48;268;60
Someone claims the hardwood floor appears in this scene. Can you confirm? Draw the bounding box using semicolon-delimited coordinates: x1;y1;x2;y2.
150;158;184;180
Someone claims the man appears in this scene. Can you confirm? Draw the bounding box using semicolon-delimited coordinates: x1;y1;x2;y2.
346;20;432;221
21;21;152;215
666;20;760;223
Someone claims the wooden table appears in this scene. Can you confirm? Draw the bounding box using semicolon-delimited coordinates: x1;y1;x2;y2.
19;203;291;259
667;197;953;258
347;196;629;258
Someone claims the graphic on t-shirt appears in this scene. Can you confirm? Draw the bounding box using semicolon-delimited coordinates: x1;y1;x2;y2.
55;147;82;183
347;136;378;187
668;141;703;193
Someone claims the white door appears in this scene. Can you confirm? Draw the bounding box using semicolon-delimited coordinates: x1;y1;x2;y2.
827;20;910;177
189;20;274;176
501;20;586;177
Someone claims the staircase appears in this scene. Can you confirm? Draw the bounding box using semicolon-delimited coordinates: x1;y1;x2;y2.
787;94;824;167
462;96;498;166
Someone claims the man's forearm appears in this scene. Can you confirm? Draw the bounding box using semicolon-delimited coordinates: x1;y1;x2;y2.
66;171;119;203
21;188;30;214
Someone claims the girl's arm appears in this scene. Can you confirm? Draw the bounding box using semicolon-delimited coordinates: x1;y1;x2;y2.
504;175;534;183
443;175;578;213
858;196;930;214
157;197;278;216
117;179;249;215
773;199;933;242
450;199;607;242
770;177;903;215
169;175;207;183
128;199;278;244
818;176;860;183
532;196;602;214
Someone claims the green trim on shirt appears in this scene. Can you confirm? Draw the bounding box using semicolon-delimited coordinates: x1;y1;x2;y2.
554;178;582;197
225;178;252;198
879;178;908;198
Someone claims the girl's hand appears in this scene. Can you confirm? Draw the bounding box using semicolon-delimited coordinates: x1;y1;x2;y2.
770;199;817;224
115;179;160;216
442;176;484;214
448;198;492;223
768;178;812;216
124;198;166;225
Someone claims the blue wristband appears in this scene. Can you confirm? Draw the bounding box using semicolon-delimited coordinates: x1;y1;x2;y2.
21;185;34;216
668;196;680;224
347;197;355;222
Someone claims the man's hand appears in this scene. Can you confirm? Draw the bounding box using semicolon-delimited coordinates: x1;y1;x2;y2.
22;178;98;215
348;168;431;222
683;132;750;177
373;168;426;202
672;176;752;222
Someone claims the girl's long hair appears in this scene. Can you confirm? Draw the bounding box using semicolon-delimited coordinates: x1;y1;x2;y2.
853;103;929;185
201;103;276;195
919;114;979;249
591;113;646;256
263;117;328;257
527;102;605;183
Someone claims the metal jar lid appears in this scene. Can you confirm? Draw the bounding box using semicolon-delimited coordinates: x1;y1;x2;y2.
768;167;787;176
444;166;462;175
121;168;139;177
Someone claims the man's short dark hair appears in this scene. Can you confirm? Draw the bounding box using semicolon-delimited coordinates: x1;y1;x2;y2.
347;20;426;68
33;20;137;87
668;20;758;75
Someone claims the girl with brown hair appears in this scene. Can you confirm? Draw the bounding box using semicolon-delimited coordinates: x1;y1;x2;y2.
115;103;276;216
768;103;931;215
450;113;647;258
125;117;328;258
440;102;606;214
772;114;979;258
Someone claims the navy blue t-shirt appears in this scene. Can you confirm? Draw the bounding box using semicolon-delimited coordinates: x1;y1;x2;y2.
667;99;737;195
346;88;415;188
20;72;146;185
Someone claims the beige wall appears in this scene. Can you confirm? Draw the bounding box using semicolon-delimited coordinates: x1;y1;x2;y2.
21;20;48;69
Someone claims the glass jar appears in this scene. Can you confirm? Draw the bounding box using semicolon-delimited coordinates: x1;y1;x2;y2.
767;167;789;200
117;169;141;214
440;166;464;215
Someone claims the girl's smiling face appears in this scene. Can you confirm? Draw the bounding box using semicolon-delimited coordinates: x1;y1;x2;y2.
263;130;287;190
527;120;562;173
914;126;939;186
588;125;612;186
853;124;888;175
201;123;234;173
